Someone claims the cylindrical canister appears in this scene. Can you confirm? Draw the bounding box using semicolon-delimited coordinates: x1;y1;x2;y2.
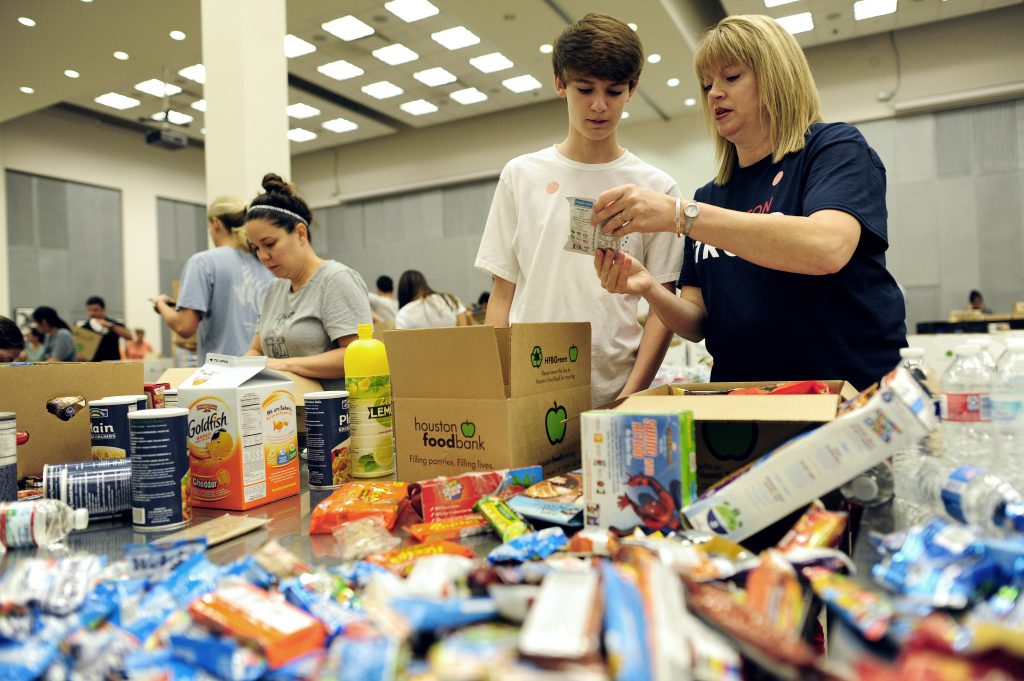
107;394;148;411
0;412;16;502
43;459;132;518
90;396;139;460
128;407;191;531
163;389;178;408
303;390;351;489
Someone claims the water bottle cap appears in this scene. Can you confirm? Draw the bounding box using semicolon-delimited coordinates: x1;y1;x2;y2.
900;347;925;359
954;344;981;356
1005;501;1024;532
72;508;89;531
849;475;880;502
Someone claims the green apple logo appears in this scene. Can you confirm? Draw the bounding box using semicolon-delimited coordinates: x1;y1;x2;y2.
568;345;579;363
461;420;476;438
546;401;567;445
531;346;543;368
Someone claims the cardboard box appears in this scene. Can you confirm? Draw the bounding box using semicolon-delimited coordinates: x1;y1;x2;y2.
385;323;592;481
70;326;103;362
0;362;144;477
177;354;300;511
616;380;858;491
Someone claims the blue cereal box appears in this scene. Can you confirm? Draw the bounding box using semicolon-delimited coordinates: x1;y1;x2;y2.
581;411;695;535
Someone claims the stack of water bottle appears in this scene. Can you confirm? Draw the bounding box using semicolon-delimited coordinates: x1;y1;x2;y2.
890;337;1024;534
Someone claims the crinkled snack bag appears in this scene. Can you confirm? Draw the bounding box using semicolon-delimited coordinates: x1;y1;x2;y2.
745;550;806;636
366;540;475;577
309;480;408;534
804;566;893;642
488;527;568;564
406;514;492;543
408;466;542;522
776;500;848;552
332;516;401;562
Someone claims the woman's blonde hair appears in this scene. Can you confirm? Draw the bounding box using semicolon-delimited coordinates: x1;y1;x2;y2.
694;15;822;185
207;195;251;252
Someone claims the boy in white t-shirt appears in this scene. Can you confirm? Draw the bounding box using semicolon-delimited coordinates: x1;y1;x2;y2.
475;13;684;407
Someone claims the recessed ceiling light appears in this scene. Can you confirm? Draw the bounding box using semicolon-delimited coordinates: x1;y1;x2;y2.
432;26;480;50
776;11;814;34
764;0;799;6
321;15;374;41
450;87;488;105
469;52;513;73
178;64;206;84
64;70;80;79
628;23;638;31
287;128;317;143
854;0;897;20
317;59;364;81
667;78;680;87
502;74;542;93
322;117;359;133
95;92;140;110
414;67;456;87
539;44;553;54
373;43;419;66
200;128;206;135
113;51;130;61
361;81;403;99
385;0;439;23
648;54;662;64
400;99;438;116
684;98;697;106
284;34;316;58
135;79;182;97
152;110;193;125
81;0;93;3
191;99;207;112
18;17;36;27
169;30;186;41
287;102;321;119
19;86;34;94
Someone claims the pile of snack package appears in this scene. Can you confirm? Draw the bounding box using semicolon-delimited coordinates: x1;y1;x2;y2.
3;366;1024;681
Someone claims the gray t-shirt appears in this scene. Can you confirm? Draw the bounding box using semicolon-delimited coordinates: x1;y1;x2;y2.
258;260;372;391
177;247;273;364
45;328;77;361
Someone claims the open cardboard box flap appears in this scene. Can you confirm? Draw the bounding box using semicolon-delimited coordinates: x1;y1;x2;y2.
386;326;507;400
157;366;323;404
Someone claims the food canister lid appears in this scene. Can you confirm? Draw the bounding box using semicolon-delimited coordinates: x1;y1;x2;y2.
303;390;350;399
0;412;15;421
90;396;141;407
105;394;147;402
128;407;189;419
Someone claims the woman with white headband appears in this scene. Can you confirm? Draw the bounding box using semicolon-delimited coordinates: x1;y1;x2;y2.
244;173;372;391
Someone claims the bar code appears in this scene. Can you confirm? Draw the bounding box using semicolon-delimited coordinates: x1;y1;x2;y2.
132;507;145;524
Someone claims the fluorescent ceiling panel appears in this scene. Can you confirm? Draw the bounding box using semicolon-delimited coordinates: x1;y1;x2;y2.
373;43;419;65
95;92;140;109
854;0;898;20
322;117;359;133
178;64;205;84
502;74;542;93
776;12;814;34
317;59;364;81
135;78;182;97
287;128;317;142
362;81;403;99
287;102;321;119
190;99;207;112
432;26;480;50
469;52;513;73
152;110;193;125
450;87;487;104
400;99;438;115
414;67;456;86
322;15;374;41
385;0;439;23
284;34;316;58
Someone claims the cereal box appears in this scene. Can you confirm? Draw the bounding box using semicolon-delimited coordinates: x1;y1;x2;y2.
177;354;300;510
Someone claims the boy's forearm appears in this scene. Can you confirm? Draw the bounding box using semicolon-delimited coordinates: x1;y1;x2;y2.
484;277;515;327
618;283;676;398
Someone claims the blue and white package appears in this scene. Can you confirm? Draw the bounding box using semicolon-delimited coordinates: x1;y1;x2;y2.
488;527;568;564
388;597;498;633
168;627;267;681
507;495;582;527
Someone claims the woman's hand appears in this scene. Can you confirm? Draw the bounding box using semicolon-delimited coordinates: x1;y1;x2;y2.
595;249;655;296
591;184;677;237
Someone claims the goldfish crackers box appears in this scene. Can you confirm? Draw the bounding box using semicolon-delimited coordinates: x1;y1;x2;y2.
177;354;300;510
581;410;695;535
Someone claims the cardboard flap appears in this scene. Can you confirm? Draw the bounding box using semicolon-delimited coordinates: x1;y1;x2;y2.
178;353;266;389
510;322;591;398
618;394;841;423
159;365;320;404
384;327;506;400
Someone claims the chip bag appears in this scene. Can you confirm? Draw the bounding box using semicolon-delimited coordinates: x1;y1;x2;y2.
309;481;408;534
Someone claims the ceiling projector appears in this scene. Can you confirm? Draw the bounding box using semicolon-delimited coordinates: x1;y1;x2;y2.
146;129;188;150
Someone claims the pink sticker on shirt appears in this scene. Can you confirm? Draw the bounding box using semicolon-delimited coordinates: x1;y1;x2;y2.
546;181;560;194
772;171;784;187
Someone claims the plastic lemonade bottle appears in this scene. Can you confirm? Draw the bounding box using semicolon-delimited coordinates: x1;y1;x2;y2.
344;324;395;478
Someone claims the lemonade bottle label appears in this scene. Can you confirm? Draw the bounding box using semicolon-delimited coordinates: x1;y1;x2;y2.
345;374;394;478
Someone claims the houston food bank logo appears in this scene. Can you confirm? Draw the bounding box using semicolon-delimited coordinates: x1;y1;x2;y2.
414;417;485;450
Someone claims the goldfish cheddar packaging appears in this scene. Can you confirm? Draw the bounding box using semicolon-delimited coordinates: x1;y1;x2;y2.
177;354;300;511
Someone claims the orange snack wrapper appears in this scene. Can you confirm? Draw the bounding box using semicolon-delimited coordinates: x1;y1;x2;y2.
309;480;408;534
776;500;847;552
745;550;806;636
188;581;327;669
406;515;492;543
367;540;475;576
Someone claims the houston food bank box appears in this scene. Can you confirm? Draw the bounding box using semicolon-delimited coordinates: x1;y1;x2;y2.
385;323;592;482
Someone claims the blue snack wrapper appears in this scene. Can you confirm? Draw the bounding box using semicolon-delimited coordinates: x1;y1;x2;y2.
507;496;583;527
168;627;267;681
388;597;498;633
487;527;568;564
601;562;652;681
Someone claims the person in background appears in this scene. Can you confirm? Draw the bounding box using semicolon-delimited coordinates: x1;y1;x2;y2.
0;316;25;362
594;15;906;391
244;173;372;391
395;270;467;329
154;196;273;364
368;275;399;325
968;289;992;313
79;296;132;362
124;328;152;360
32;306;77;362
22;327;46;362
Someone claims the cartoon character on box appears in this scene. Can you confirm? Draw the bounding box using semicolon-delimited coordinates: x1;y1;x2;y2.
616;473;683;534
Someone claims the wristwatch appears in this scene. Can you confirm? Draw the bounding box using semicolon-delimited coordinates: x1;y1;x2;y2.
683;201;700;237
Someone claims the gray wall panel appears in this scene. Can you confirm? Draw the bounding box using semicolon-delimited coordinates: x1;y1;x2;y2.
887;181;941;286
975;102;1018;175
935;108;974;177
36;177;69;250
976;172;1024;311
5;173;35;248
893;116;936;182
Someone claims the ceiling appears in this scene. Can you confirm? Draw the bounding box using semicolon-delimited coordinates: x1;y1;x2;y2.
1;0;1018;156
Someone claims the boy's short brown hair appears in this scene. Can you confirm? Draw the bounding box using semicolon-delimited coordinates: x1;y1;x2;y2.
552;13;644;89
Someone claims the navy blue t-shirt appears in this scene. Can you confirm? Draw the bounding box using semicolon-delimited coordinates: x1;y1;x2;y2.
678;122;906;390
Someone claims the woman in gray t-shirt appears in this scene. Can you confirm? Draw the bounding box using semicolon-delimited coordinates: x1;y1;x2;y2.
244;173;372;391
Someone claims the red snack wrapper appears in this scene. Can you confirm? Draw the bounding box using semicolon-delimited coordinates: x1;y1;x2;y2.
408;466;542;523
406;515;492;543
776;500;848;552
367;540;476;576
309;480;408;534
728;380;832;396
745;550;806;636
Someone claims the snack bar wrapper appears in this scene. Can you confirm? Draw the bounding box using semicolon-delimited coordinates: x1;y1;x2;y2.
408;466;542;523
562;197;631;256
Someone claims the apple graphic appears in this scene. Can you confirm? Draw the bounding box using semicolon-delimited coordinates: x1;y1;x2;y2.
531;345;543;368
568;345;579;362
545;401;567;445
461;420;476;438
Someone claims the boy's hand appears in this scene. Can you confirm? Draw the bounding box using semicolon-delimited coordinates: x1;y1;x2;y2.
595;249;654;296
592;184;677;237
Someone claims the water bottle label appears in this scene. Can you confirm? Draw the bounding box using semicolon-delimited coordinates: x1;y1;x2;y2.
0;506;33;548
941;393;991;423
991;397;1024;426
940;465;983;524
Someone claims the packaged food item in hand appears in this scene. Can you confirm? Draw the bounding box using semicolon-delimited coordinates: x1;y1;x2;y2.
309;480;408;534
563;197;628;255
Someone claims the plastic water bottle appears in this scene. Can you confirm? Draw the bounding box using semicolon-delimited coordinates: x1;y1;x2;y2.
0;499;89;549
892;348;940;526
966;337;998;373
901;457;1024;534
840;459;894;507
940;344;992;461
991;337;1024;477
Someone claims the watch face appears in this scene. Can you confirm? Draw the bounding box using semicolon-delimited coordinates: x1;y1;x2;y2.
684;203;699;218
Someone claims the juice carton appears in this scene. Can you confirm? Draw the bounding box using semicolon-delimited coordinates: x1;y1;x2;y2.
581;411;695;535
177;354;300;510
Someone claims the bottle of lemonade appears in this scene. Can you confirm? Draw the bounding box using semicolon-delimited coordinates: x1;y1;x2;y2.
344;324;394;478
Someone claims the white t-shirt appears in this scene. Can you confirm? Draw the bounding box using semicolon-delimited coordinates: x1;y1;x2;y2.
395;293;465;329
368;292;398;322
475;146;684;407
